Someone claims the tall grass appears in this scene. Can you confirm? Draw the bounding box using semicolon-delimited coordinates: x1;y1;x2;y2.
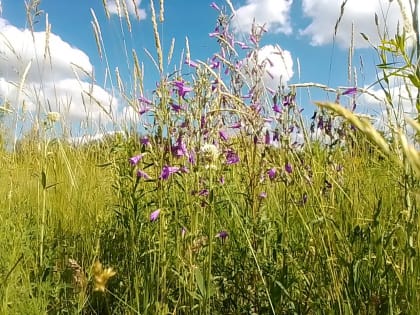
0;0;419;314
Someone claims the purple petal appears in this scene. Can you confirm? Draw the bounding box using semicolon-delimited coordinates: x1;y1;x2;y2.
210;2;220;11
140;136;150;146
137;169;151;179
225;149;239;165
285;163;293;174
150;209;161;222
129;154;143;166
267;168;276;180
159;165;180;180
219;130;228;141
216;230;228;239
138;96;152;105
343;87;357;95
185;59;198;68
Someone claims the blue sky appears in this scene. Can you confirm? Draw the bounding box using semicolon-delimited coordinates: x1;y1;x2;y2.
0;0;415;138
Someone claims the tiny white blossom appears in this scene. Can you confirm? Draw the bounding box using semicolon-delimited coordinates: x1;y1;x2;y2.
47;111;60;122
201;143;219;162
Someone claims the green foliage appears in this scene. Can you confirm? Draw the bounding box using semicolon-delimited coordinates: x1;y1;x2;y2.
1;132;419;314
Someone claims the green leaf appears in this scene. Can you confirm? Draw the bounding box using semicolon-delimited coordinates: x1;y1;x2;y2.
376;62;398;69
408;74;420;88
194;267;205;298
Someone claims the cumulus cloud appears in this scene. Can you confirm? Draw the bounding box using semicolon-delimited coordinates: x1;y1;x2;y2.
107;0;146;19
356;76;418;135
300;0;416;48
0;22;92;83
0;17;121;131
231;0;293;35
244;44;294;90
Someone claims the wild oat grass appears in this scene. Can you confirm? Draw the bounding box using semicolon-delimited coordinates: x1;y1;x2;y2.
0;1;420;314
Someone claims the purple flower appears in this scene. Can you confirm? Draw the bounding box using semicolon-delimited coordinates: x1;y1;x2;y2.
150;209;161;222
264;130;271;145
173;80;193;98
129;154;143;166
236;41;250;49
209;31;220;37
219;176;225;185
259;192;267;199
219;130;228;141
170;102;183;112
230;122;241;129
188;150;196;165
250;34;258;45
140;136;150;146
273;130;280;142
172;137;188;157
224;65;229;75
235;60;243;70
185;59;198;68
211;79;219;91
159;165;180;180
272;104;282;113
139;105;152;115
198;189;209;196
253;135;259;145
343;87;357;95
317;118;324;130
250;103;261;113
210;2;220;11
216;230;229;243
266;87;276;95
285;163;293;174
200;115;207;129
267;168;277;180
138;96;153;105
210;60;220;69
225;149;239;165
137;169;151;179
283;94;294;106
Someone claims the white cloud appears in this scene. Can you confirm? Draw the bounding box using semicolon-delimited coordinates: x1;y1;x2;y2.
0;17;121;130
0;22;92;83
244;44;294;90
357;76;418;134
300;0;416;48
107;0;146;19
232;0;293;34
69;130;125;146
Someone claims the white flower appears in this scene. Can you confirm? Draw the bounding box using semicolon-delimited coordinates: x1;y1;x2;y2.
47;111;61;122
200;143;219;162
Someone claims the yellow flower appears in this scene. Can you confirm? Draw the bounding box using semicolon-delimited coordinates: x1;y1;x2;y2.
92;260;116;292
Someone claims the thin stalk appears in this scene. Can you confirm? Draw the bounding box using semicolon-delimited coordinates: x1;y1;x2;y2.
205;170;214;314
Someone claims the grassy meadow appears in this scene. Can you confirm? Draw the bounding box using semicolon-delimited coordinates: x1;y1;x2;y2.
1;1;420;314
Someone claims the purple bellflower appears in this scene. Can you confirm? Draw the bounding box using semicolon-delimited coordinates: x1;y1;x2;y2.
129;154;144;166
150;209;161;222
159;165;180;180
